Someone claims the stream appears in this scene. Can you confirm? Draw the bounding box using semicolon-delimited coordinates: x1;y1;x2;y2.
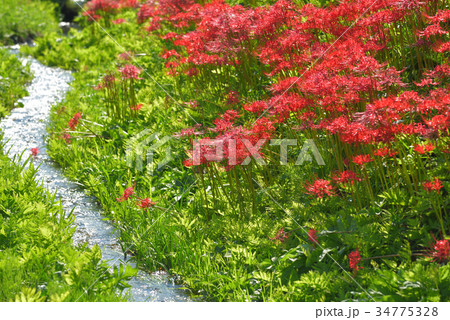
0;46;189;302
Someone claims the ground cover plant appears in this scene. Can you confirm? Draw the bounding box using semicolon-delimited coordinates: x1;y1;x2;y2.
24;0;449;301
0;48;33;118
0;144;134;301
0;0;60;45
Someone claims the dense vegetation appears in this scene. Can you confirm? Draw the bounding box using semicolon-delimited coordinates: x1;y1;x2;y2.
0;146;134;301
1;21;130;301
0;0;60;44
0;48;33;117
11;0;450;301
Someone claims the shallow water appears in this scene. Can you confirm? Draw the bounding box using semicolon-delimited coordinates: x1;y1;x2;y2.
0;47;189;302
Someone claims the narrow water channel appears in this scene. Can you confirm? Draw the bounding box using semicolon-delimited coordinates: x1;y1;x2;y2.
0;47;189;302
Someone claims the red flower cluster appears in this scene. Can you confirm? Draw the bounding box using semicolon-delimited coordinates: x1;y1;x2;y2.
130;103;143;111
83;0;140;21
373;146;397;158
83;0;119;20
348;250;363;273
116;186;158;211
352;154;373;166
414;142;435;154
116;186;134;202
422;178;444;193
270;227;290;243
304;179;335;199
307;229;318;246
112;18;126;24
68;112;82;130
137;198;156;210
119;64;142;80
173;124;203;138
433;239;450;263
138;0;448;171
31;148;40;157
332;170;362;185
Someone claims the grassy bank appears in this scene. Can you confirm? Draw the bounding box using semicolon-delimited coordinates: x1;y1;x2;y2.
24;0;449;301
0;48;33;117
0;43;131;303
0;147;133;301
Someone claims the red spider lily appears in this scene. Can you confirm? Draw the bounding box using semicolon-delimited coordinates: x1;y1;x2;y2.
244;101;268;114
332;170;362;185
184;125;267;169
220;110;240;122
373;146;397;158
31;148;40;157
250;117;276;140
414;143;435;154
414;78;438;87
352;154;373;166
137;0;196;24
304;179;336;198
161;50;180;60
422;178;444;193
348;250;363;273
432;239;450;263
116;186;134;202
137;198;156;210
68;112;82;130
418;23;449;39
130;103;143;111
270;228;290;243
84;0;119;14
118;64;142;80
183;158;194;167
423;114;450;134
435;41;450;53
85;13;102;22
307;229;318;246
83;0;120;21
118;0;139;9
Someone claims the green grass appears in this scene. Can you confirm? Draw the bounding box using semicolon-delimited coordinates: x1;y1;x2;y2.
0;0;59;44
0;48;33;118
0;144;134;301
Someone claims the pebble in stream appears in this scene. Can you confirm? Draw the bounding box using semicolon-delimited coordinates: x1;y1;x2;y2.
0;47;189;302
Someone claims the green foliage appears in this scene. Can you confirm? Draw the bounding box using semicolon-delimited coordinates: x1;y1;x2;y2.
0;143;133;301
0;0;60;44
0;48;33;118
